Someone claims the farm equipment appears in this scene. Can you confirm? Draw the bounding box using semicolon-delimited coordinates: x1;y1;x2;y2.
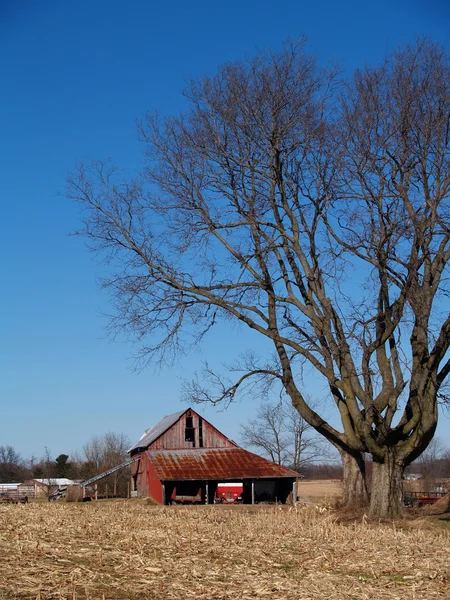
0;494;28;504
403;490;447;507
215;482;243;504
173;494;203;504
48;488;67;502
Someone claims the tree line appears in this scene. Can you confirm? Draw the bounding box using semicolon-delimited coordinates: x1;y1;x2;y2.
0;432;130;496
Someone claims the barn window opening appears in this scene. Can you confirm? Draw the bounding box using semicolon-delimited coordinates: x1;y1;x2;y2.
185;415;195;445
199;417;203;448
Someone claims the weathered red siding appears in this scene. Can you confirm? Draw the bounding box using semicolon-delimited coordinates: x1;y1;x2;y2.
134;453;163;503
150;410;236;450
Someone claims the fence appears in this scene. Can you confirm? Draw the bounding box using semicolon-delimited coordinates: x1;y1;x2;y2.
0;485;35;501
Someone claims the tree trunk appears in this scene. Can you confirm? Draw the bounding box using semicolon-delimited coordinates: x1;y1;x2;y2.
369;453;404;518
340;451;369;509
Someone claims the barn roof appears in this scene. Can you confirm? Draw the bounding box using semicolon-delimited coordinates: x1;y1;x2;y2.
144;448;299;480
129;410;187;452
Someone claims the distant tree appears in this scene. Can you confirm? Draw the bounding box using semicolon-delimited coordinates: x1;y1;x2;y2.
55;454;73;478
241;400;329;471
411;438;447;491
241;403;287;466
32;466;44;479
301;463;343;480
0;446;27;482
415;438;445;470
41;447;56;483
442;450;450;478
82;432;130;496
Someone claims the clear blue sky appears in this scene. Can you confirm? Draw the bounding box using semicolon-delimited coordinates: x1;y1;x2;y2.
1;0;449;461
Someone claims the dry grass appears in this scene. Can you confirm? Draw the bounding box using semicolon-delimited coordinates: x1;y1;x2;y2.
0;501;449;600
297;479;342;503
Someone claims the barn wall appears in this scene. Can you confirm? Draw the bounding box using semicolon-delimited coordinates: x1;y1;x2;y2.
150;410;236;450
133;454;149;498
134;453;163;503
146;457;164;504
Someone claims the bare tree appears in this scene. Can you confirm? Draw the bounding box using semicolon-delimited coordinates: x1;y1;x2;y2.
82;432;130;496
241;400;328;470
284;402;331;471
442;450;450;478
412;438;446;492
0;446;26;483
241;402;289;466
68;39;450;517
415;438;445;469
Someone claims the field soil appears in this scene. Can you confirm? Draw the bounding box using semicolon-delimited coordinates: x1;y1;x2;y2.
0;501;449;600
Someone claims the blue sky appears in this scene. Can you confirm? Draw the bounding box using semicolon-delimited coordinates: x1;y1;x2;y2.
1;0;450;461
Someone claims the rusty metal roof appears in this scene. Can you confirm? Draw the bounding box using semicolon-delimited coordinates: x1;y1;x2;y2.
145;448;299;480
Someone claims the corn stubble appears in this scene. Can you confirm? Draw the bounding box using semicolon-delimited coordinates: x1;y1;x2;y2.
0;502;448;599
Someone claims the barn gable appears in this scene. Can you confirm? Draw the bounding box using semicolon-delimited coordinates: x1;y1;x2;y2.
129;408;237;453
129;410;186;453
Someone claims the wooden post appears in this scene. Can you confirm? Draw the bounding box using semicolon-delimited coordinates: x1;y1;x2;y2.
95;484;98;501
205;482;209;505
82;486;86;499
251;480;255;505
293;480;297;504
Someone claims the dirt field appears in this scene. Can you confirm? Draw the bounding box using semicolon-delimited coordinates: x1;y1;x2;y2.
0;501;449;600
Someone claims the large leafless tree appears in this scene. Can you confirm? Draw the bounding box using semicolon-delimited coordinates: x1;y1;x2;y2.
68;39;450;517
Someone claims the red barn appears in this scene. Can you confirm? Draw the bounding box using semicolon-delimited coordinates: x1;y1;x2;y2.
129;408;299;504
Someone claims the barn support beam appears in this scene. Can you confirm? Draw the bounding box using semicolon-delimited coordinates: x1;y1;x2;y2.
251;480;255;505
205;482;209;505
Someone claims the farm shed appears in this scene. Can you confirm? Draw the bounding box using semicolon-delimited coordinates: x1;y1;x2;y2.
129;408;299;504
26;478;76;499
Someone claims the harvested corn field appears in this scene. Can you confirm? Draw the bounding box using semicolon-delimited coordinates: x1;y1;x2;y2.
297;479;342;503
0;502;449;600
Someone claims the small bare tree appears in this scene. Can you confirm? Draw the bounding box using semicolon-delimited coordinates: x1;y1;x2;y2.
241;403;288;466
82;432;130;497
241;400;328;471
0;446;26;483
413;438;445;493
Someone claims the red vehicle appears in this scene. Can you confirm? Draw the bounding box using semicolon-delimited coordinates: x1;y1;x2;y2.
216;482;243;504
